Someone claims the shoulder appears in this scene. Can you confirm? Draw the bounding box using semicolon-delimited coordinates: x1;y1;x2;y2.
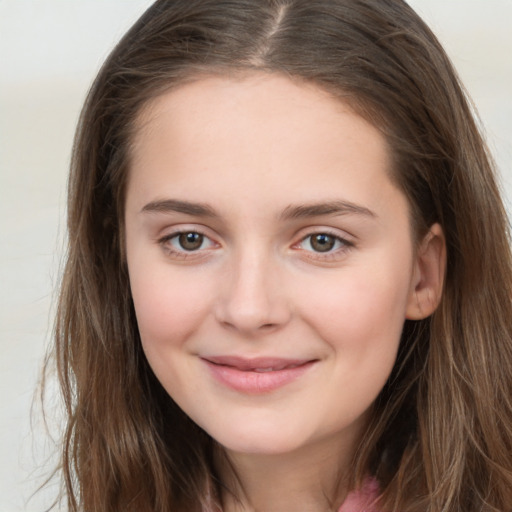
338;477;380;512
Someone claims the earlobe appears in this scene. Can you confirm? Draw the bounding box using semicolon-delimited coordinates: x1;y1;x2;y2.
406;223;446;320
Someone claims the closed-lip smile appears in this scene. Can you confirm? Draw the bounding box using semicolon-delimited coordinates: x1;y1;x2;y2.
201;355;318;393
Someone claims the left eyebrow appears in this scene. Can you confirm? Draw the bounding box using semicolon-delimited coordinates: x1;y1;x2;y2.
280;200;377;220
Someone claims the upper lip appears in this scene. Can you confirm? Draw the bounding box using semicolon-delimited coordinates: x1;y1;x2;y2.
201;355;316;371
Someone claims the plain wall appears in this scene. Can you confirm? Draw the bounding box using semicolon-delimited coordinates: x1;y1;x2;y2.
0;1;510;510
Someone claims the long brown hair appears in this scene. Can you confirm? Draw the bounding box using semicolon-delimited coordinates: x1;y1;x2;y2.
47;0;512;510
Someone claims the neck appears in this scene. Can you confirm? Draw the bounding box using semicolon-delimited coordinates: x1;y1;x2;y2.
216;432;359;512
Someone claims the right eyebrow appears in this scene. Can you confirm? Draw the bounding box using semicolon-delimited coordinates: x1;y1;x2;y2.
140;198;218;217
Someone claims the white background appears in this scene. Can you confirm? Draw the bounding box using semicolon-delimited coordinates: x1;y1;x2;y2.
1;1;511;510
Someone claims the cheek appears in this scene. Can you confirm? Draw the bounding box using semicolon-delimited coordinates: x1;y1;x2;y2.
128;264;217;400
297;264;411;425
129;262;212;347
296;260;412;360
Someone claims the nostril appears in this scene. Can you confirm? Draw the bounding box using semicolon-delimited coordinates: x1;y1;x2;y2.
220;321;277;331
213;277;291;333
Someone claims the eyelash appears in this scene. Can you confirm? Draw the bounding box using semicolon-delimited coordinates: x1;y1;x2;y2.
158;229;354;261
295;231;354;260
158;229;217;259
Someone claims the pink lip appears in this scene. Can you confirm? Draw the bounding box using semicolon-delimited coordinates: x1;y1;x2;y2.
201;356;317;394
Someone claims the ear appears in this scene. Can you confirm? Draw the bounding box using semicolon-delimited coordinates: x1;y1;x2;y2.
406;223;446;320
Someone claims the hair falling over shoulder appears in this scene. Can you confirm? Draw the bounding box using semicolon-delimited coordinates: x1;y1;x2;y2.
44;0;512;510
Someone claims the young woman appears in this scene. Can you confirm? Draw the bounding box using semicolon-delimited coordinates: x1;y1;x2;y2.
50;0;512;510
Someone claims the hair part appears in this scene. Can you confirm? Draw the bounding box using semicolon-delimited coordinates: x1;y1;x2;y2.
47;1;512;510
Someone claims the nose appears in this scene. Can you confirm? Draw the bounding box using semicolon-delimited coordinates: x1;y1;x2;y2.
214;248;291;336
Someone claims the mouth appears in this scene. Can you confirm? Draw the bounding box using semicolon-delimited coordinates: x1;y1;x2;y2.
201;356;317;394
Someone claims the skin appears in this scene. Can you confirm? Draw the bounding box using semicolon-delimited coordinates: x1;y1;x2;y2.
124;73;445;511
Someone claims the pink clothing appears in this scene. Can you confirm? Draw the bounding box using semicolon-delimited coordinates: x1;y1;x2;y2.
207;477;380;511
338;478;380;512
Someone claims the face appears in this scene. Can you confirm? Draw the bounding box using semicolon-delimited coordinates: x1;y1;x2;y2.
125;73;421;458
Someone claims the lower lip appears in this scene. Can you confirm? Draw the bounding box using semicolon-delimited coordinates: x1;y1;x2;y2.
202;359;316;394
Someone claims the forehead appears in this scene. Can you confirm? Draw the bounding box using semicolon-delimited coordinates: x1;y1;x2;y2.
126;72;406;225
131;72;387;163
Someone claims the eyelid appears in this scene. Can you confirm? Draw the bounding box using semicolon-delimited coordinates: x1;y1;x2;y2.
157;225;220;259
292;227;355;259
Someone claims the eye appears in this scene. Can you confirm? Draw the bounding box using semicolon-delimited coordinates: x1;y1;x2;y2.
308;233;337;252
160;230;216;254
175;232;206;251
298;232;351;254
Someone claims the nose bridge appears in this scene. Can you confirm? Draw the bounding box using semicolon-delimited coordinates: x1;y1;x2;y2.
215;241;289;334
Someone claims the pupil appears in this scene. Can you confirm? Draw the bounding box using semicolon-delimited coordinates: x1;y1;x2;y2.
311;234;335;252
179;232;203;251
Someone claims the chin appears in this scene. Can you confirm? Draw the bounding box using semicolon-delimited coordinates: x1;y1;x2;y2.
222;437;307;457
204;420;315;457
